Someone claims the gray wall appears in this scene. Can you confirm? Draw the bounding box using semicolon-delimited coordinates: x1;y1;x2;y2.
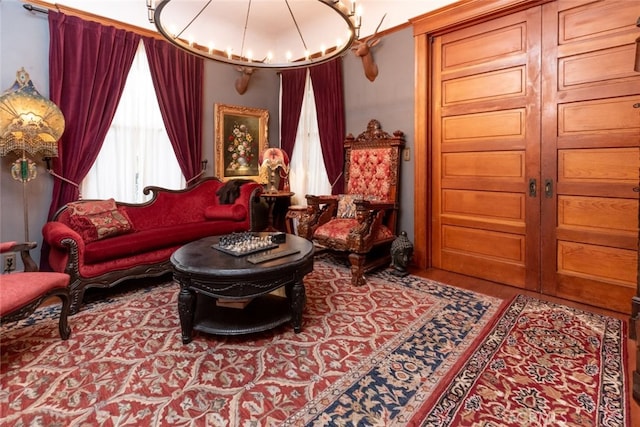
0;0;416;268
342;29;416;242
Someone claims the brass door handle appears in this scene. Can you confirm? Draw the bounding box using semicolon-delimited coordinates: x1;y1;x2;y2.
529;178;537;197
545;179;553;198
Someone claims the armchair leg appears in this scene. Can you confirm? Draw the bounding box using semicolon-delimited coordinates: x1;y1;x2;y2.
348;253;367;287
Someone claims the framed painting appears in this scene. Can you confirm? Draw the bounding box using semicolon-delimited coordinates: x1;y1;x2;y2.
214;103;269;182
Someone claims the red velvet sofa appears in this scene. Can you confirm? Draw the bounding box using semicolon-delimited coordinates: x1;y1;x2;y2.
42;177;264;314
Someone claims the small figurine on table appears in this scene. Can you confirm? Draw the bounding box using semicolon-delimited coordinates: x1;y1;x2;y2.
390;231;413;277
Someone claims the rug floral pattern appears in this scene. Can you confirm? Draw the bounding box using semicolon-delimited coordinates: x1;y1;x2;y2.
416;295;629;427
0;256;629;426
1;255;500;426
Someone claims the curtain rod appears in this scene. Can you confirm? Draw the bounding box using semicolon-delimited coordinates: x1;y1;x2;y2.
23;4;49;14
21;1;165;39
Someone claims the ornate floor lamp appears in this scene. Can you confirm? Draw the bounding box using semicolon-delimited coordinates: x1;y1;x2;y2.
0;68;65;241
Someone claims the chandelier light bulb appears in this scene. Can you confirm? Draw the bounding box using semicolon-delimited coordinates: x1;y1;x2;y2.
321;44;326;55
267;51;273;62
247;50;253;62
226;47;233;59
208;42;215;53
286;51;292;62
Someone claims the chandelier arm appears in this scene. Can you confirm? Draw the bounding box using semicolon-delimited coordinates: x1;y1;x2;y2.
175;0;213;40
285;0;308;52
240;0;252;59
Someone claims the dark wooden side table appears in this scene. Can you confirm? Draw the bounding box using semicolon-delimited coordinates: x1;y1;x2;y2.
260;191;294;232
170;233;314;344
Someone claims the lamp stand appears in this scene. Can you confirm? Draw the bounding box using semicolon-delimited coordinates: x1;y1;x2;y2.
10;153;37;242
22;175;29;242
268;170;278;193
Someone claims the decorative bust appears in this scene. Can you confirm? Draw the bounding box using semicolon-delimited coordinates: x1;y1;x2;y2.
390;231;413;277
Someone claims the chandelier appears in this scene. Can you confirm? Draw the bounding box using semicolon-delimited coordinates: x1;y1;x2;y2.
146;0;362;69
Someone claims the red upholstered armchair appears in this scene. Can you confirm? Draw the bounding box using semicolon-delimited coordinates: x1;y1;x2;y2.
0;241;71;339
298;119;405;286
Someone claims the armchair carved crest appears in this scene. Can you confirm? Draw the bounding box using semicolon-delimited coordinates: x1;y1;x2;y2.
298;119;405;286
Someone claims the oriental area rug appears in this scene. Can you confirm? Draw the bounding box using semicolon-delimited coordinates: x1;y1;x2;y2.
0;254;629;426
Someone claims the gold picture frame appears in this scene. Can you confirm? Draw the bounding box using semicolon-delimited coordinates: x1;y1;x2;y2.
214;103;269;182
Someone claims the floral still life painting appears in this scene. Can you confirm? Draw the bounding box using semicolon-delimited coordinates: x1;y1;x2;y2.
215;104;268;182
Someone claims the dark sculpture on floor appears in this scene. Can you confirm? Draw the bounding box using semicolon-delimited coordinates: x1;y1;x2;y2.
390;231;413;277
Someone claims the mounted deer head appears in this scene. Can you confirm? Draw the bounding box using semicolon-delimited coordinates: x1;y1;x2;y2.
351;14;386;82
234;66;255;95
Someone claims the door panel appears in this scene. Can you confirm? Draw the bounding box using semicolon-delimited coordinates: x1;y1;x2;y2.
441;225;527;287
540;0;640;311
432;9;541;289
431;0;639;313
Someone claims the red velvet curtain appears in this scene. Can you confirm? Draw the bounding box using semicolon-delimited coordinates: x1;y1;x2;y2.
47;12;140;217
143;37;204;183
309;58;345;193
279;68;307;157
43;12;139;270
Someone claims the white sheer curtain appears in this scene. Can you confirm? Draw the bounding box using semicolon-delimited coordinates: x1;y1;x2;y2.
82;41;185;203
284;71;331;206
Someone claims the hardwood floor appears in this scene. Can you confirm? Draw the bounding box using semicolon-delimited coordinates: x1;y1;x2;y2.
409;267;640;425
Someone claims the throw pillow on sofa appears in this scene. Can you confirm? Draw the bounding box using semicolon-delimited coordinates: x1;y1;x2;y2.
67;199;134;243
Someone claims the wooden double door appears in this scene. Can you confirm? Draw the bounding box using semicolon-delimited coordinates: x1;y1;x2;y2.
422;0;639;313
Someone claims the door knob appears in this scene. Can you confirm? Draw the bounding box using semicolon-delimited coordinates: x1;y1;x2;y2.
544;179;553;198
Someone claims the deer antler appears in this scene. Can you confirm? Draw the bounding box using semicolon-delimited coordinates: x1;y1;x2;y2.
351;13;386;82
234;66;255;95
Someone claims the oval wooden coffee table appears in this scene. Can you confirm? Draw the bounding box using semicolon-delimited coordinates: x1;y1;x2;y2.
171;233;314;344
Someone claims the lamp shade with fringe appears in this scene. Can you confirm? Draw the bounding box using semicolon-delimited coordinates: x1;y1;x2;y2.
0;68;65;158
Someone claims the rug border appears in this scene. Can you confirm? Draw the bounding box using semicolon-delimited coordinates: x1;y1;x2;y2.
405;294;516;424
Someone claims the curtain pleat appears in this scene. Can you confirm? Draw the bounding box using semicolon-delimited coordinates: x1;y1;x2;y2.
309;58;345;193
279;68;307;157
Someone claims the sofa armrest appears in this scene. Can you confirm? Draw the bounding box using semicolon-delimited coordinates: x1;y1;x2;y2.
233;181;263;231
42;221;85;273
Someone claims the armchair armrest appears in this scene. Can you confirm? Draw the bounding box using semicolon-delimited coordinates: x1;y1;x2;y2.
298;195;339;239
345;199;395;251
0;241;38;272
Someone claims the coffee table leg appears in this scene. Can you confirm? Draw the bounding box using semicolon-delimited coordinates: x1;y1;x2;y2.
290;280;306;333
178;285;196;344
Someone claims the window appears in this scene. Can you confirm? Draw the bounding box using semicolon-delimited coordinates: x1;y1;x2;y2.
285;71;331;206
82;41;185;203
